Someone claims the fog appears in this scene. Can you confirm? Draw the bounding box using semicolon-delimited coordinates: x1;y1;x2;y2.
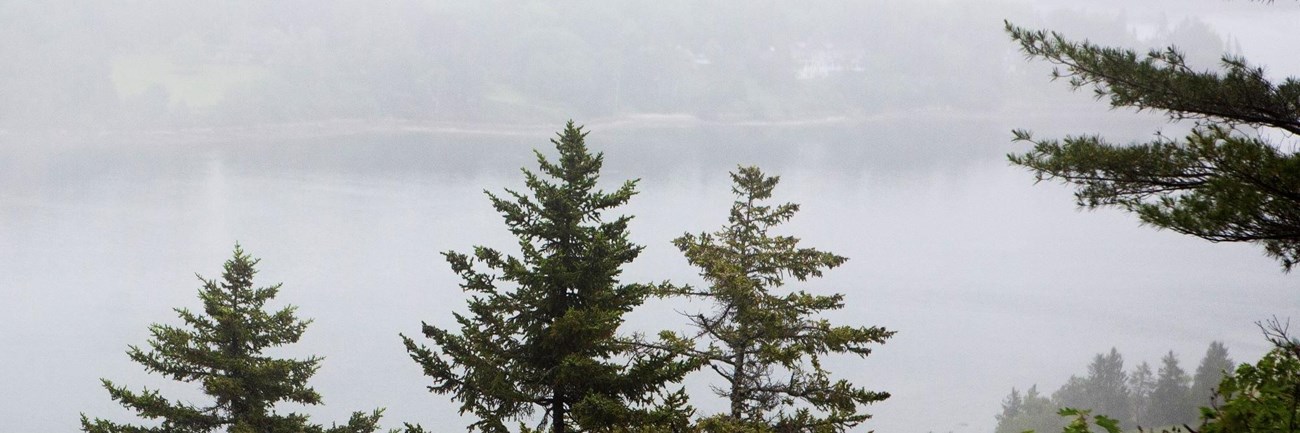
2;1;1299;432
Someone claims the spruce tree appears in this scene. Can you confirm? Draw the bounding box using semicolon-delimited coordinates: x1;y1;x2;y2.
80;245;386;433
1050;349;1129;426
1190;341;1234;411
1148;351;1194;428
1004;19;1300;270
402;122;695;433
669;166;893;432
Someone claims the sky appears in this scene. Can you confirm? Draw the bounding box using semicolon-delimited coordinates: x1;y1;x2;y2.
2;1;1299;433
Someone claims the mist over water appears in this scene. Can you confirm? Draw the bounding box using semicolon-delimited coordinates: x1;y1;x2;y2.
4;118;1296;432
3;1;1300;432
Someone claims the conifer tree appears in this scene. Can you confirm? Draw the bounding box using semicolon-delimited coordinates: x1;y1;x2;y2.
668;166;893;432
1004;20;1300;270
1190;341;1234;410
1148;351;1194;428
80;245;386;433
997;388;1025;429
402;122;695;433
1050;349;1129;429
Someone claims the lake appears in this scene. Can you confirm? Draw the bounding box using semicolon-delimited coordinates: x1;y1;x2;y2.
1;116;1294;433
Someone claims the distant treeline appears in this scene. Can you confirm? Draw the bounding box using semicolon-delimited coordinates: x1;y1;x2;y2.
995;343;1235;433
0;1;1230;130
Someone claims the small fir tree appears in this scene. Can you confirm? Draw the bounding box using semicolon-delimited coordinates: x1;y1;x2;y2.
668;166;893;432
402;122;695;433
80;244;386;433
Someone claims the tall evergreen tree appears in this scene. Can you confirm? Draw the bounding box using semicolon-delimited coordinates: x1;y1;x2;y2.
1050;349;1129;429
1127;361;1156;428
1148;351;1194;428
668;166;893;432
1004;19;1300;270
402;122;695;433
1085;348;1130;427
80;245;386;433
1190;341;1235;411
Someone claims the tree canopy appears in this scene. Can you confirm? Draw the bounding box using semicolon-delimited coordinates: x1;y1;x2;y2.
1005;21;1300;270
668;166;893;432
402;122;694;433
80;245;386;433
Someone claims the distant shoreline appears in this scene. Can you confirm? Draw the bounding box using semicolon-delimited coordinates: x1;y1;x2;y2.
0;105;1155;146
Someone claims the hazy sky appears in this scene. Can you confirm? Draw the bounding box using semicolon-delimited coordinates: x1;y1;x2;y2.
2;1;1299;433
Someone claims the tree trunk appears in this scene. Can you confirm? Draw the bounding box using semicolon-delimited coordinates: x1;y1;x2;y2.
731;349;745;420
552;393;566;433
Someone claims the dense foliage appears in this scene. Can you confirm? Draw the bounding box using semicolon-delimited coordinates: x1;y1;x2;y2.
1200;321;1300;433
80;245;386;433
402;122;695;433
1005;21;1300;270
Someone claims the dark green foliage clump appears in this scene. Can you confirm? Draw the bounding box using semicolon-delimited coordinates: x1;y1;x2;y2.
1004;21;1300;270
666;166;893;432
81;245;386;433
403;122;695;433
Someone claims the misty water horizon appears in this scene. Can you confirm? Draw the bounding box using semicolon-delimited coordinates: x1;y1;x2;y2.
4;118;1295;433
4;1;1300;432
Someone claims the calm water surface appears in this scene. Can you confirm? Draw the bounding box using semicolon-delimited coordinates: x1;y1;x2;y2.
1;120;1293;433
